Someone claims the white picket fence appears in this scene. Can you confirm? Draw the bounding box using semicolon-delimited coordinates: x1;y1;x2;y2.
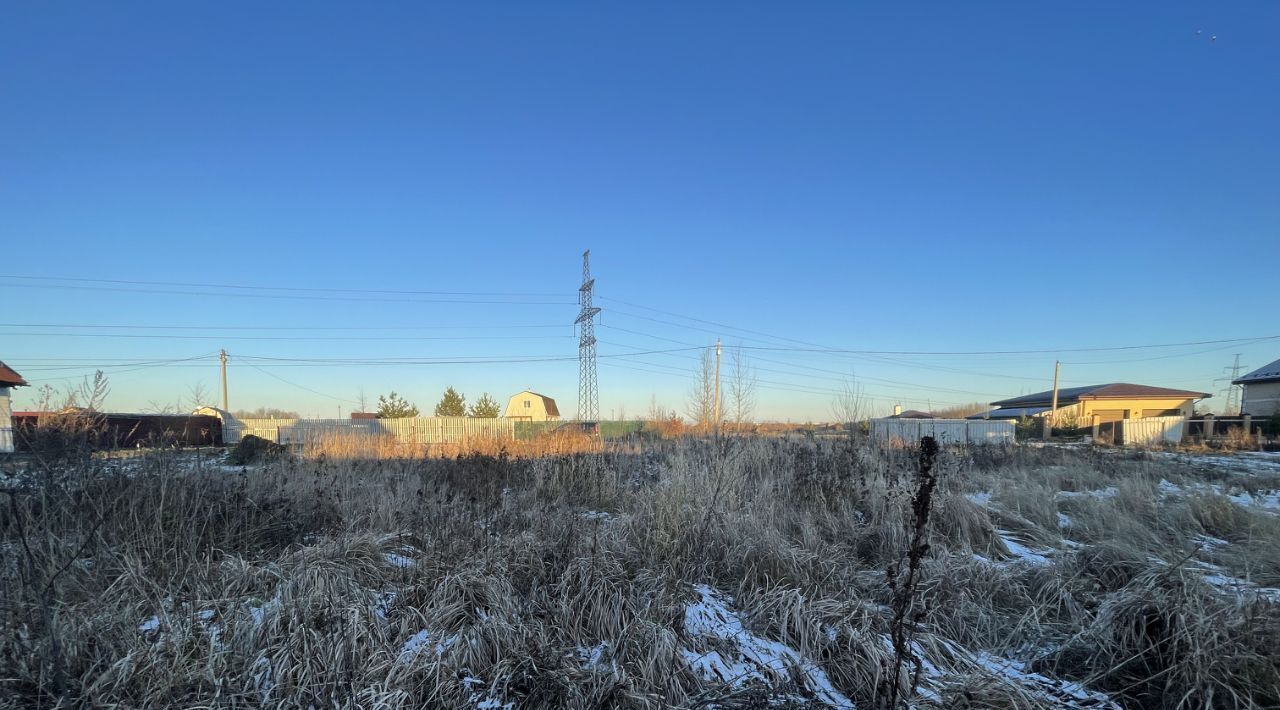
870;418;1015;445
1121;416;1186;446
224;416;514;446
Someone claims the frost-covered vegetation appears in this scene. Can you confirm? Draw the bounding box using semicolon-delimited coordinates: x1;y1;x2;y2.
2;439;1279;708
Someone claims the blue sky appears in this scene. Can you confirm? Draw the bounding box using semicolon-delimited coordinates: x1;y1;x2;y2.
3;2;1277;419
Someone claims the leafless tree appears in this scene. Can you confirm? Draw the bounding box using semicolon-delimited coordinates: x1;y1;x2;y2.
357;388;369;413
830;376;868;435
727;347;757;429
186;382;213;411
685;348;720;433
142;399;183;415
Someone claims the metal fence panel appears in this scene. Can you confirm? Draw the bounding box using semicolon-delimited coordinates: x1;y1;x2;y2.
227;416;514;445
870;418;1014;445
1122;416;1186;446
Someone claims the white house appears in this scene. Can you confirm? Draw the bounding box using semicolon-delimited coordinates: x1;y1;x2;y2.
0;361;28;453
504;390;560;422
1235;357;1280;416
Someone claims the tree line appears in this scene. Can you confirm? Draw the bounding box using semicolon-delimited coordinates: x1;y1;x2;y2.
375;387;501;419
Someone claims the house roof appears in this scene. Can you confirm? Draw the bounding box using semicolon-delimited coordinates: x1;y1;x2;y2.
510;390;560;417
888;409;936;419
967;406;1052;420
1234;358;1280;385
0;361;27;387
990;383;1210;408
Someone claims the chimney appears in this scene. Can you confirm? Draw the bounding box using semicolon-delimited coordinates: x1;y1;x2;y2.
893;404;902;416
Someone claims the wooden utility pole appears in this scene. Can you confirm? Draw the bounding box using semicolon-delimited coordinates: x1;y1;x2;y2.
220;349;229;412
1043;360;1061;439
713;338;722;434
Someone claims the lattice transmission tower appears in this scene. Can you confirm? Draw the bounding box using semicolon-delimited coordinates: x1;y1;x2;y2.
575;250;601;422
1216;353;1246;415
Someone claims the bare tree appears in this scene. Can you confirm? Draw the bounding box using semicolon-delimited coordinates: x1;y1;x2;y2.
186;382;213;411
830;376;868;436
357;388;369;413
142;399;183;415
685;347;720;434
727;347;757;430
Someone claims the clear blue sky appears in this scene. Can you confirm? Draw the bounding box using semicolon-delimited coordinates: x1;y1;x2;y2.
3;2;1277;419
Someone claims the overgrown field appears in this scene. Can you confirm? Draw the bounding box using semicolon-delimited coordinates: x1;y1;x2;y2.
2;439;1279;708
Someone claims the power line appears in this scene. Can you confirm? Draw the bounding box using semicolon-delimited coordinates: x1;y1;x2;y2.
0;331;575;342
0;322;569;331
243;362;361;405
600;295;1280;357
0;274;573;298
0;282;575;306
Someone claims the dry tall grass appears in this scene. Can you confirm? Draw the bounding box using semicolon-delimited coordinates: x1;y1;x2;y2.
1;438;1277;708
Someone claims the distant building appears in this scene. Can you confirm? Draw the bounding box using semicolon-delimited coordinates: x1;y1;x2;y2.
504;390;560;422
0;360;28;453
888;409;936;419
969;383;1210;425
1234;358;1280;416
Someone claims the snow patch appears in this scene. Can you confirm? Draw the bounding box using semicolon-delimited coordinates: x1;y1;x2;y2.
681;584;854;708
138;615;161;634
247;593;282;626
1055;487;1118;500
398;629;457;663
374;590;397;620
384;552;416;568
965;491;993;506
993;530;1054;567
969;652;1119;708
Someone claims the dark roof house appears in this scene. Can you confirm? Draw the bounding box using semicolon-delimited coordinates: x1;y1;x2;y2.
0;361;28;388
1234;358;1280;386
969;383;1210;421
888;409;936;419
1234;357;1280;416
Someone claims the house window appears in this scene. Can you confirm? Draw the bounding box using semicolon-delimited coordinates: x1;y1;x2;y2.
524;400;531;408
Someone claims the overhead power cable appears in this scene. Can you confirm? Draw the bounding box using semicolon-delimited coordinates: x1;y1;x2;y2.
0;274;573;298
0;322;568;331
0;331;574;342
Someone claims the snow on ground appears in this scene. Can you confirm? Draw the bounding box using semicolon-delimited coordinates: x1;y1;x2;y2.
570;642;613;672
964;491;993;506
384;552;416;568
681;584;855;708
975;530;1055;568
1227;489;1280;513
968;652;1119;709
374;590;397;620
398;629;458;663
1150;450;1280;476
248;593;282;626
138;615;161;633
1156;478;1280;516
1055;487;1118;500
1197;563;1280;603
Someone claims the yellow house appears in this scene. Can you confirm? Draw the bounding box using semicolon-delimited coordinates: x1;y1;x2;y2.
971;383;1210;428
504;390;561;422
